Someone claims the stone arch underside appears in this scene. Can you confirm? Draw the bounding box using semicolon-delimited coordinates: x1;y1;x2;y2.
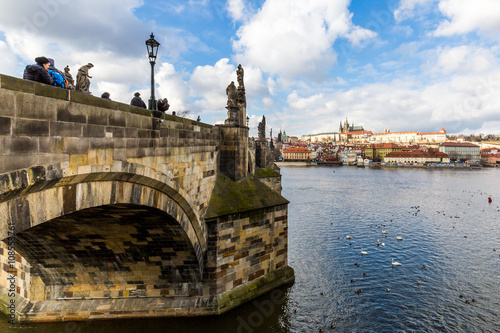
0;171;207;270
14;204;203;300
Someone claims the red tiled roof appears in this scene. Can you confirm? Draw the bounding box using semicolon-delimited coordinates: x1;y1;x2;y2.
386;151;449;158
347;131;373;135
368;143;402;149
440;142;479;147
283;147;311;153
420;132;446;135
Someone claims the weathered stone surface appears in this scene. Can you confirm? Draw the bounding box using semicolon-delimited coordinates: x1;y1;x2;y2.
58;104;86;124
13;119;50;136
34;82;69;101
17;94;58;121
0;90;16;117
0;116;11;135
0;74;34;93
50;122;82;137
82;124;106;138
10;137;38;153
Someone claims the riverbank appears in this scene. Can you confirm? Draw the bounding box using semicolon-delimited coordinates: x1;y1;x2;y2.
275;161;485;169
275;161;318;166
370;163;482;169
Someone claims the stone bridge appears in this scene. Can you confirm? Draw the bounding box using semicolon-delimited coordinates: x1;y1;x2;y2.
0;74;294;322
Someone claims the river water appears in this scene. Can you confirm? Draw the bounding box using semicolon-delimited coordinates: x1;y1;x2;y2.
1;166;499;332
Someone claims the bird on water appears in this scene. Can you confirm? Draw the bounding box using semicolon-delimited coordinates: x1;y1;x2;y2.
392;258;402;266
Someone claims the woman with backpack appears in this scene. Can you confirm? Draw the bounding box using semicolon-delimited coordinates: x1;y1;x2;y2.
48;58;68;89
23;57;54;85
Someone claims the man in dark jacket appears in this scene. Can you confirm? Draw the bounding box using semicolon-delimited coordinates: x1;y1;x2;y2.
130;92;147;108
23;57;54;85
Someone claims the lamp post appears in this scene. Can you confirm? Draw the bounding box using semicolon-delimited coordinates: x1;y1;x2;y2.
145;33;160;111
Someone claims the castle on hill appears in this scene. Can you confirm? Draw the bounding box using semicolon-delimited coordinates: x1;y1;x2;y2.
301;118;447;144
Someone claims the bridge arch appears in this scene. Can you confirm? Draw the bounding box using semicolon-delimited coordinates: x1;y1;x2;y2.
0;162;207;271
13;203;203;300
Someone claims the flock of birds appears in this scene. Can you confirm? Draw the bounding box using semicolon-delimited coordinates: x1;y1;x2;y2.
344;215;408;271
313;189;497;332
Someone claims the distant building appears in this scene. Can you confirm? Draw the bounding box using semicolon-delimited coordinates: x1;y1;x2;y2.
339;118;369;143
302;132;339;143
439;142;480;162
365;143;403;161
384;151;450;164
372;131;419;144
279;130;298;143
420;128;447;143
339;149;362;165
282;147;311;161
372;128;447;144
480;148;500;166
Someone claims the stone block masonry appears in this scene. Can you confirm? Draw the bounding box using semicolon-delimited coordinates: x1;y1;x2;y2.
0;74;293;322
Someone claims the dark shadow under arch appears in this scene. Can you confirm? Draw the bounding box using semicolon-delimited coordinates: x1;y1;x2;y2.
15;204;203;299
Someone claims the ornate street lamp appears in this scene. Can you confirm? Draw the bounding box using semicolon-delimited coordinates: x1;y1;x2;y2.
145;33;160;111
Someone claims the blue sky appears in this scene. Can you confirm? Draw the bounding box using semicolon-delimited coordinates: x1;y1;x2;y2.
1;0;500;137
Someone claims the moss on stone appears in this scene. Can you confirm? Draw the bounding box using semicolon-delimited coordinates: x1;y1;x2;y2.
215;266;295;314
205;174;289;219
70;91;116;109
254;167;281;178
34;82;69;100
1;75;35;94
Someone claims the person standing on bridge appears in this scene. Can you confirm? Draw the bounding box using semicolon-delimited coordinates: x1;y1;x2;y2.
23;57;54;85
130;92;146;108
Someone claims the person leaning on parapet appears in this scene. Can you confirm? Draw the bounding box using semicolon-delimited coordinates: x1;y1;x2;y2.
157;98;170;113
23;56;54;85
130;92;146;108
48;58;68;88
101;92;111;100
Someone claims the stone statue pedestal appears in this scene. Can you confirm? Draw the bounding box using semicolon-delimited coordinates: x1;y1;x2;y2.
255;141;268;169
224;106;239;126
217;124;249;181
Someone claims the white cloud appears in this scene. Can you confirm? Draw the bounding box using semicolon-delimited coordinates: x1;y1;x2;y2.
394;0;436;23
156;62;190;112
232;0;376;80
0;40;19;77
227;0;246;22
434;0;500;37
189;59;235;114
435;46;497;75
418;45;499;80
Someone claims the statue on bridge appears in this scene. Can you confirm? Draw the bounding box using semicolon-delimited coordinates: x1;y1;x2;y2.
226;81;237;107
64;65;75;90
237;64;244;89
75;63;94;95
258;116;266;142
224;64;247;126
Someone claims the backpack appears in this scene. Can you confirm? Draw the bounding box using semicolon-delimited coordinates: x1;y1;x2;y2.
49;68;68;88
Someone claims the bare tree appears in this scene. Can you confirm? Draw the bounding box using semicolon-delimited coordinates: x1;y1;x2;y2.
176;109;191;118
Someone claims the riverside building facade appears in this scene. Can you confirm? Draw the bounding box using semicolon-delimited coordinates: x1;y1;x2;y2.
439;142;480;162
